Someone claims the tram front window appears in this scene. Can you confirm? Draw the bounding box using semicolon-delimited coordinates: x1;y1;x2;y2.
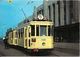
40;25;47;36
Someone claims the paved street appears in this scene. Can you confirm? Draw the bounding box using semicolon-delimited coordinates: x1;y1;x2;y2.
0;40;26;56
0;40;79;56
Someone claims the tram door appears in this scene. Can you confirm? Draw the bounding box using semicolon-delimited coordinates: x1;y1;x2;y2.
28;26;31;48
24;27;27;48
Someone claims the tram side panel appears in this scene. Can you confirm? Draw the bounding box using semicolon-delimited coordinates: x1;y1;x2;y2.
24;26;28;48
9;32;13;45
12;30;18;45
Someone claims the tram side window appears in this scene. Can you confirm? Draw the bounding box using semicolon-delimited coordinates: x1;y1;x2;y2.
25;28;27;37
15;32;18;38
12;32;13;38
10;33;11;38
18;29;20;38
31;25;35;36
21;29;23;37
36;25;39;36
9;33;12;38
21;28;24;38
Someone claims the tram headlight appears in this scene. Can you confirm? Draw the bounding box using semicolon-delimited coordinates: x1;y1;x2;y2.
42;42;45;46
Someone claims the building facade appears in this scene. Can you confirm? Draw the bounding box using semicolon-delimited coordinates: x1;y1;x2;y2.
36;0;79;43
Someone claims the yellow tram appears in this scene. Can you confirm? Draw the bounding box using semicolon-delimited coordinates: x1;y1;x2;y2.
7;15;54;52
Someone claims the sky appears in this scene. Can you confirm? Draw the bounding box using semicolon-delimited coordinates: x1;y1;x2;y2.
0;0;43;38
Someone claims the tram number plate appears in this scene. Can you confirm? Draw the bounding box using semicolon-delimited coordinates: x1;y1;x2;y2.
41;39;46;41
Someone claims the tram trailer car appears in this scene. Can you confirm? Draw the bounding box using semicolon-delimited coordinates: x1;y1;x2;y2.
7;29;18;46
7;15;54;53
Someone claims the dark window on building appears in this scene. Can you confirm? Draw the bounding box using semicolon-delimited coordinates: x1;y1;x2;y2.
57;1;60;26
69;1;73;23
53;4;55;26
48;6;51;19
31;25;35;36
36;25;39;36
63;1;66;25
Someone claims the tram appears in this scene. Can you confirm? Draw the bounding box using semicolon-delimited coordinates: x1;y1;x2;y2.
6;14;54;52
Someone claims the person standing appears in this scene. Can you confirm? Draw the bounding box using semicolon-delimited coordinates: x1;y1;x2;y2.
3;38;9;49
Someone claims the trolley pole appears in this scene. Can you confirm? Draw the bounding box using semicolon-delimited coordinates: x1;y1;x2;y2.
21;8;26;19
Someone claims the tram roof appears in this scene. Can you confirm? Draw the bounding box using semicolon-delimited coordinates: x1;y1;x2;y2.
16;19;53;29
